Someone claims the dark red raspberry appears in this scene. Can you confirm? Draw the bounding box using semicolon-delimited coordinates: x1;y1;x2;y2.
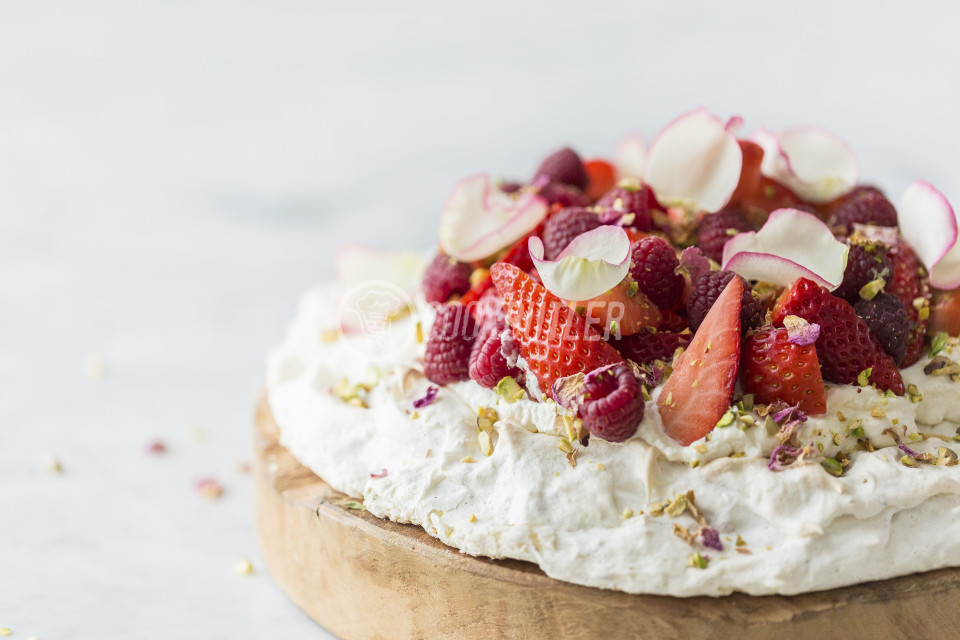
538;181;593;207
832;241;893;304
424;304;477;385
696;206;753;263
540;207;602;260
533;147;588;191
686;270;762;333
658;309;690;333
628;236;684;311
611;330;691;366
578;363;645;443
854;293;910;366
469;318;522;388
595;184;655;231
423;252;473;304
830;186;898;233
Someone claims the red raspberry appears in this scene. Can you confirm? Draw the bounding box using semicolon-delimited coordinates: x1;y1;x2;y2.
423;252;473;304
469;318;522;389
832;241;893;304
628;236;684;311
540;207;602;260
578;364;645;443
772;278;904;394
595;184;655;231
830;186;898;233
538;181;593;207
611;330;691;366
696;207;753;263
854;293;910;366
686;270;762;333
658;309;690;333
423;304;478;385
533;147;588;191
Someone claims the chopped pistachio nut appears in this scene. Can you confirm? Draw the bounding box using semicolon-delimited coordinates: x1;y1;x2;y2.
622;508;634;519
688;552;709;569
479;430;494;457
870;407;886;418
664;493;688;518
332;377;360;401
348;397;368;409
461;456;477;463
626;281;639;297
908;432;923;442
597;463;606;471
900;455;918;467
821;458;843;477
716;410;735;428
496;377;526;403
690;459;700;468
648;502;666;517
832;433;842;446
908;384;923;403
694;443;708;454
858;277;886;301
341;500;365;510
740;415;755;426
562;415;579;442
847;420;865;439
857;368;873;386
321;328;339;342
764;415;778;436
674;523;696;545
937;447;959;466
558;438;574;454
477;407;498;432
931;332;950;357
740;394;755;412
736;535;747;547
411;411;420;420
925;355;960;376
837;411;847;422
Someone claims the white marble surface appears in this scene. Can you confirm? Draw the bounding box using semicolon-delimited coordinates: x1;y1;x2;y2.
1;1;958;638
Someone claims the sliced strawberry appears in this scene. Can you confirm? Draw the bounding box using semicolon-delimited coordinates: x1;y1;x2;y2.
658;277;743;446
728;140;764;208
584;159;617;202
930;289;960;337
571;280;662;338
772;278;905;395
742;327;827;415
888;241;931;367
490;262;624;392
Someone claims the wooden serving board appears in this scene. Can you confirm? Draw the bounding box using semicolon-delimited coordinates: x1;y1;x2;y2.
254;396;960;639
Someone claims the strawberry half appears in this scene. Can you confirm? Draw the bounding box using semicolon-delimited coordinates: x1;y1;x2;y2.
772;278;905;395
930;288;960;337
742;327;827;415
490;262;624;392
570;280;662;337
658;277;743;446
584;158;617;202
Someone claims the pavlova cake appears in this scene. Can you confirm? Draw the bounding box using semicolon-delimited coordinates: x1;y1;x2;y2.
265;109;960;596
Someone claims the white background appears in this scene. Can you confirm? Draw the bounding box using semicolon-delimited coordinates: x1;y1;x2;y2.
1;1;958;638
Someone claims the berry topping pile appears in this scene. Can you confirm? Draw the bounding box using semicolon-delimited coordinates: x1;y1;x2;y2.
414;110;958;450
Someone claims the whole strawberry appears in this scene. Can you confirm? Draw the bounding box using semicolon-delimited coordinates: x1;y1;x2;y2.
854;293;910;366
423;252;473;304
469;317;522;389
772;278;905;395
540;207;602;260
490;262;623;392
687;270;762;333
533;147;589;191
742;326;827;415
887;241;931;367
578;364;645;443
696;206;754;263
423;304;478;385
611;330;691;366
629;236;684;311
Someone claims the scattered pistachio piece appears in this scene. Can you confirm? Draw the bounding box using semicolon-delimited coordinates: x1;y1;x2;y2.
716;411;735;428
931;332;950;357
857;368;873;386
736;535;747;547
925;355;960;376
900;455;917;468
469;513;477;522
821;458;843;477
461;456;476;464
937;447;959;466
688;552;709;569
479;431;494;457
558;438;574;454
664;493;688;518
859;277;886;301
415;322;424;344
496;377;526;403
597;463;606;471
622;508;634;519
870;407;886;418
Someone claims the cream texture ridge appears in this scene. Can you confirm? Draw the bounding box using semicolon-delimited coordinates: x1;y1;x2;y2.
266;285;960;597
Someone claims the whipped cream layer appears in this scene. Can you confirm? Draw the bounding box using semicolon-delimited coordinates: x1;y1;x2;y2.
266;284;960;596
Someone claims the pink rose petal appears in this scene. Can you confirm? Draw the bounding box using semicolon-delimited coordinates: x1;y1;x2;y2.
782;315;821;346
644;108;743;213
898;180;960;290
615;132;648;178
439;174;549;262
529;225;631;301
751;126;858;204
722;208;849;289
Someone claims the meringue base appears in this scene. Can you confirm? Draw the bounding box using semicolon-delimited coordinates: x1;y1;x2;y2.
254;395;960;640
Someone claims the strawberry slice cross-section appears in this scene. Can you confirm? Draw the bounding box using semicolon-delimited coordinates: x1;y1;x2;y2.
489;262;623;393
658;277;744;446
